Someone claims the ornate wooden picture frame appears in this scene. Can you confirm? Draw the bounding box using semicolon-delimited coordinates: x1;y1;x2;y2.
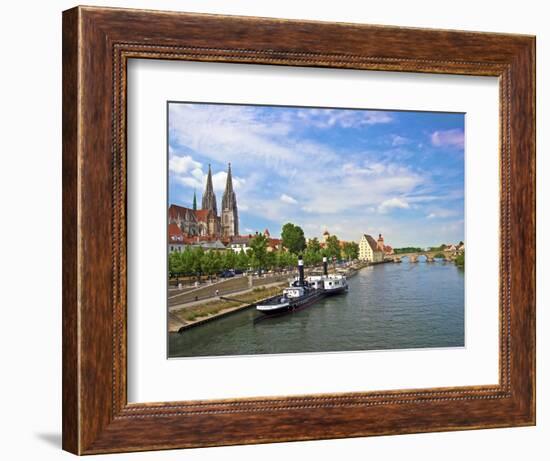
62;6;535;454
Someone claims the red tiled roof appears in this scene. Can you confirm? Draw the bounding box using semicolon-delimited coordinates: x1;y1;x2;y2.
168;204;193;219
194;209;210;221
230;235;253;244
168;223;184;242
169;204;213;223
363;234;379;252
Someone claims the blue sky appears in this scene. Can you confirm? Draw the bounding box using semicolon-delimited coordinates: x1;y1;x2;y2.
168;102;464;248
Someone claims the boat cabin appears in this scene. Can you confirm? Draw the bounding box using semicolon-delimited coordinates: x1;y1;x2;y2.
283;286;306;298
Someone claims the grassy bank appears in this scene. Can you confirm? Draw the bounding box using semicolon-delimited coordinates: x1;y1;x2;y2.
173;284;286;322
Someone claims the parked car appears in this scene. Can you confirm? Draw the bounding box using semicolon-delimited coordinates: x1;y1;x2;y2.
219;269;235;278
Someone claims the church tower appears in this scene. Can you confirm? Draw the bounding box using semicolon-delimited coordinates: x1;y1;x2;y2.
201;164;220;237
201;164;217;214
377;233;385;252
221;163;239;237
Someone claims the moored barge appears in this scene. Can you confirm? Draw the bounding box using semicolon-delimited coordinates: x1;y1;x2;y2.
256;256;348;315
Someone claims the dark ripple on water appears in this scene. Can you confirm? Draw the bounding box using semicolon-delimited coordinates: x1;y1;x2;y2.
169;261;465;358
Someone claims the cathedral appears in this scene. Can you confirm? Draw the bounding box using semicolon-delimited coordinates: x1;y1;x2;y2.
168;163;239;240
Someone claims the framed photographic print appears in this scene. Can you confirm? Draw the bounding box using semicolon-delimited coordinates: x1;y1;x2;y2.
62;6;535;454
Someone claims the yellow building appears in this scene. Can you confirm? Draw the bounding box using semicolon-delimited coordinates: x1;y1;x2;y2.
359;234;384;262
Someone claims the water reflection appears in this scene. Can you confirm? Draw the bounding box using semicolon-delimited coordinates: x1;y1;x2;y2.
169;261;465;358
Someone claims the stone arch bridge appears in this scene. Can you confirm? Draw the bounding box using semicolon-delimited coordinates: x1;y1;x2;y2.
390;250;456;263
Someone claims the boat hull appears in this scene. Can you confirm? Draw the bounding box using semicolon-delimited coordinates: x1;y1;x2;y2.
256;289;325;315
256;301;291;315
323;285;348;296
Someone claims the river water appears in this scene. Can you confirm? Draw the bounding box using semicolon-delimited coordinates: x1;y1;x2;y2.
169;259;465;358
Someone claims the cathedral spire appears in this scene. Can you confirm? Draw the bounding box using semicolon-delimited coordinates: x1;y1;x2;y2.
221;163;239;237
192;189;197;210
201;164;217;214
222;163;236;210
224;163;234;199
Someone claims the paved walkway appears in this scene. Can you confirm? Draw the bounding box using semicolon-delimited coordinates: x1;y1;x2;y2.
168;280;286;312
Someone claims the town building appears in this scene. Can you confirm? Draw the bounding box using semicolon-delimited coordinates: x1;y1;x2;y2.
358;234;385;263
228;235;252;254
168;223;187;253
375;233;394;255
376;234;385;252
263;229;282;252
168;163;239;245
194;240;227;251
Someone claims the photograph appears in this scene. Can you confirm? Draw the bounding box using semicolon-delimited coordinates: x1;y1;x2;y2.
166;102;466;358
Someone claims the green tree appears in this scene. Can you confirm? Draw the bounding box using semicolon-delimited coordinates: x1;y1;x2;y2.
274;250;286;271
281;222;306;254
307;237;321;253
276;250;296;271
455;251;465;267
429;244;446;252
325;235;341;260
201;251;216;281
168;251;183;276
235;250;249;271
303;247;322;267
394;247;423;254
342;241;359;261
212;251;222;276
191;246;204;281
180;247;194;275
249;234;268;275
222;250;236;271
265;251;277;271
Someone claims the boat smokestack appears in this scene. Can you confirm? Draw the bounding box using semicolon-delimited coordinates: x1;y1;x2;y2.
323;256;328;276
298;255;304;286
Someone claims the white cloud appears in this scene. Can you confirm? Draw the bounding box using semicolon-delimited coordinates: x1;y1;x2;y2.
431;129;464;149
292;160;423;216
168;103;463;246
292;108;393;130
170;154;245;195
280;193;298;204
212;171;244;194
391;135;409;146
169;154;202;174
169;104;335;170
378;197;410;214
426;209;457;219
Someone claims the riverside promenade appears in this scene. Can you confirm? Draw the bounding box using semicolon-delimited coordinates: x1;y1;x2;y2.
167;262;369;333
168;273;289;308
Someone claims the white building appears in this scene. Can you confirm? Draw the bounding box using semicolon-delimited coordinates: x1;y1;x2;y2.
358;234;384;263
168;223;187;253
228;236;252;254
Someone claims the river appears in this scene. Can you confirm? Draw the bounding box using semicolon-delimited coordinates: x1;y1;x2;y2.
168;259;465;358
